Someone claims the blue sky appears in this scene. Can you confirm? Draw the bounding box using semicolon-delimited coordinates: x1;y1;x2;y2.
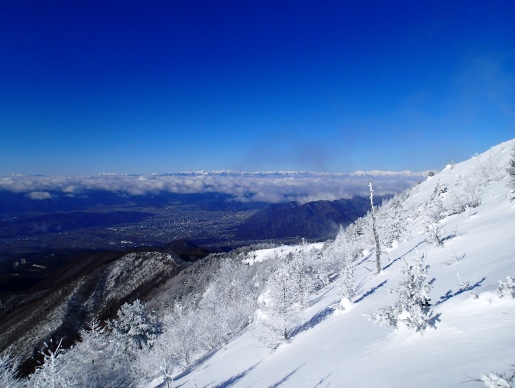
1;1;514;175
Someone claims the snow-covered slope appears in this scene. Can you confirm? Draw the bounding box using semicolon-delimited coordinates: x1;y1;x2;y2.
171;140;515;388
7;140;513;387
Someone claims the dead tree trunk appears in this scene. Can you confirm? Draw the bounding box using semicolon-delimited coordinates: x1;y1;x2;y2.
369;180;381;274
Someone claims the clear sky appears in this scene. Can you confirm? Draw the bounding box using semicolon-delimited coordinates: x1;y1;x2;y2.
1;1;514;175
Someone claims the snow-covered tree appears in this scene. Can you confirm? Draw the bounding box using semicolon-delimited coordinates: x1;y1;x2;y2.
134;336;177;388
424;186;446;245
198;257;256;349
376;191;410;250
108;299;161;352
509;146;515;198
333;230;356;309
497;276;515;298
0;353;20;388
316;225;348;287
164;301;201;367
56;319;133;387
343;220;367;262
369;180;382;273
29;339;74;388
447;173;483;215
338;261;355;302
255;253;312;345
290;242;316;308
480;366;515;388
367;253;435;332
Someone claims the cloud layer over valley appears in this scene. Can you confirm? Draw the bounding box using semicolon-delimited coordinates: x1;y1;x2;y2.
0;171;431;204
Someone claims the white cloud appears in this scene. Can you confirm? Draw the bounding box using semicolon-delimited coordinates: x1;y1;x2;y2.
1;171;430;204
26;191;53;200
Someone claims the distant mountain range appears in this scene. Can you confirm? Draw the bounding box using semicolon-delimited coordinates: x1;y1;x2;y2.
233;195;391;240
156;170;433;176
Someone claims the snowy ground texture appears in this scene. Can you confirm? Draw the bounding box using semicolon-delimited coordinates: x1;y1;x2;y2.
3;139;514;387
171;140;515;388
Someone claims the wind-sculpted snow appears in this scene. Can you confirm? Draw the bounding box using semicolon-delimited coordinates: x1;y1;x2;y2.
0;170;430;203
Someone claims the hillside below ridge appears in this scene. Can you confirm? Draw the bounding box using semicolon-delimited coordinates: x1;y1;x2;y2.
3;139;514;387
0;243;210;374
166;139;515;387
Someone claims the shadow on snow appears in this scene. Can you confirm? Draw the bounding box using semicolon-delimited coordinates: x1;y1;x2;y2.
289;307;335;338
383;240;426;271
314;371;333;388
211;361;261;388
435;277;486;305
268;364;305;388
354;279;388;303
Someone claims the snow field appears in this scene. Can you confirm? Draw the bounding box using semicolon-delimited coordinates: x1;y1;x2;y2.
174;140;515;387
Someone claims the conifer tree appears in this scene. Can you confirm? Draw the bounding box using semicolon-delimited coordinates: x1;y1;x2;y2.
108;299;161;351
367;252;435;332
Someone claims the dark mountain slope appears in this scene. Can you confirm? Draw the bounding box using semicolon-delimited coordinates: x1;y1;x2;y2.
234;195;391;240
0;241;211;374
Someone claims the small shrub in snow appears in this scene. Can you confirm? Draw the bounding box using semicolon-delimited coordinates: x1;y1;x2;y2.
366;253;435;332
479;366;515;388
447;175;483;215
497;276;515;298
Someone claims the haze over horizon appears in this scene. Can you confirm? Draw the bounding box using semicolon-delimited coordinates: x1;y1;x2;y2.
1;1;514;176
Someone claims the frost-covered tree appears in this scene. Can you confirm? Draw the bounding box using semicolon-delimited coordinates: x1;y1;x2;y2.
255;253;312;345
343;220;367;262
29;339;74;388
479;366;515;388
56;319;133;387
290;242;316;307
376;191;410;250
316;225;348;287
164;301;201;367
367;253;435;332
198;257;256;348
369;180;382;274
497;276;515;298
108;299;161;352
509;146;515;197
333;230;356;309
134;335;177;388
338;261;355;302
424;186;446;245
0;353;20;388
447;173;483;215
